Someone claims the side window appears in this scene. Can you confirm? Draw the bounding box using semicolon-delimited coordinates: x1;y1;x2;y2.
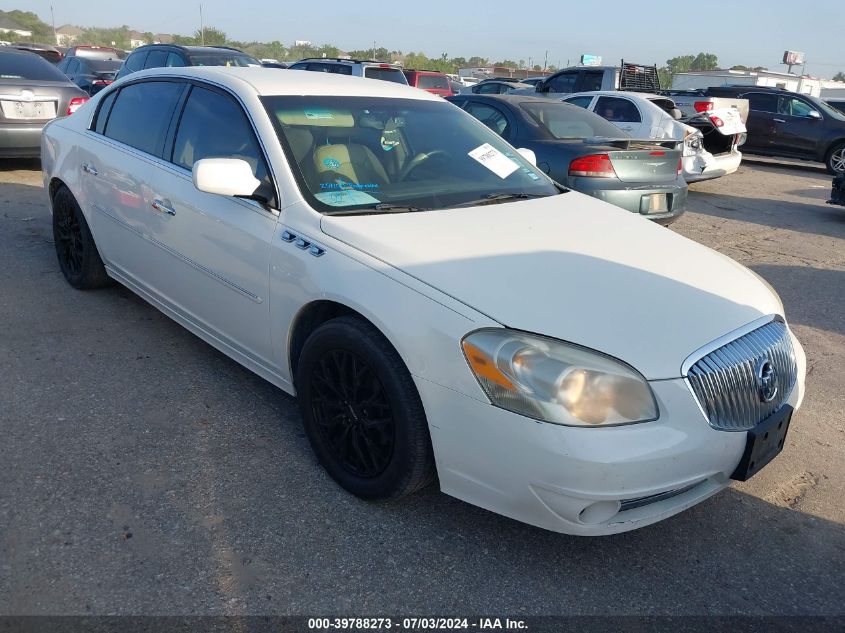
122;52;147;74
288;63;307;71
747;93;778;113
93;89;118;135
56;58;69;72
144;50;168;69
171;86;273;202
166;52;186;67
65;59;79;74
594;96;641;123
476;83;500;94
577;71;604;92
564;96;593;109
547;72;578;93
104;81;184;156
779;97;815;117
464;102;511;138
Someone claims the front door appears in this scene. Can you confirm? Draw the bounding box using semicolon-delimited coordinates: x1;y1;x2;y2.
770;95;822;157
142;83;279;368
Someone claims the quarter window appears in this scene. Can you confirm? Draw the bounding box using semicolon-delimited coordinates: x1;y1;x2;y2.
172;86;274;202
104;81;184;156
93;89;118;134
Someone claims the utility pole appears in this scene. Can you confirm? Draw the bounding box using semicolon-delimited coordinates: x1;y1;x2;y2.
199;4;204;45
372;40;376;60
50;5;56;45
544;50;548;71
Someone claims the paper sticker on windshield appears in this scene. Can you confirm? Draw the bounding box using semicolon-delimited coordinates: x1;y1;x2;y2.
304;108;334;120
468;143;519;179
314;190;380;207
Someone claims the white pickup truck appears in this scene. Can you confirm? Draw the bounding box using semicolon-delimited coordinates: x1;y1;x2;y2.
527;61;749;122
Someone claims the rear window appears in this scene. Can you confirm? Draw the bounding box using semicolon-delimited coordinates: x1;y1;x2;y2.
87;59;122;72
186;52;261;67
418;74;448;89
521;102;627;139
73;47;125;60
0;52;68;82
364;66;407;83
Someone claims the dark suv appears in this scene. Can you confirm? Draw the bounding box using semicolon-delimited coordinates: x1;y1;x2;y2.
703;85;845;174
115;45;260;81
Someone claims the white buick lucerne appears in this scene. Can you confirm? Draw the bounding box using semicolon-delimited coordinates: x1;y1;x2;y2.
41;67;806;536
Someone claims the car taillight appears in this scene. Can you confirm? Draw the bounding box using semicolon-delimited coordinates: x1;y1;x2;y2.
709;115;725;128
569;154;616;178
92;79;113;86
67;97;89;115
694;101;714;112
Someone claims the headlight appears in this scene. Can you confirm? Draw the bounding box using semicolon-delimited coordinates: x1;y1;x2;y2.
683;133;703;156
461;330;658;427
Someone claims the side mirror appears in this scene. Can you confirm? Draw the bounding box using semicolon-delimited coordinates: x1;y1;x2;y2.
192;158;260;198
670;108;684;120
516;147;537;166
808;110;822;120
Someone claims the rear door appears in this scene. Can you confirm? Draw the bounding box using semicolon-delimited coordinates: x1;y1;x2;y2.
593;95;645;137
143;82;279;367
742;92;779;152
79;80;185;280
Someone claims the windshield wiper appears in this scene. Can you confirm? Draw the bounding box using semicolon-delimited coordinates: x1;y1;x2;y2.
447;192;555;209
323;203;430;216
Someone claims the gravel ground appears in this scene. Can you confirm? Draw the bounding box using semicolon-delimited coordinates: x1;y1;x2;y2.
1;156;843;616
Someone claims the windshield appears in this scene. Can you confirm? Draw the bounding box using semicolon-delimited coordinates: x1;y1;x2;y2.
263;96;558;214
363;66;407;83
811;97;845;121
187;52;261;67
0;52;68;82
521;101;629;139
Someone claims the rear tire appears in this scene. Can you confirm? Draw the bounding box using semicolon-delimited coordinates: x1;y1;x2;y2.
52;185;111;289
295;316;436;500
826;142;845;175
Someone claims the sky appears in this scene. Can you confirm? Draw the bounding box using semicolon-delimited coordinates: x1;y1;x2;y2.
13;0;845;78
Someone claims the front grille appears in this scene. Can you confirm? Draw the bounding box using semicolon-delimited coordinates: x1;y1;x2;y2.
687;320;797;431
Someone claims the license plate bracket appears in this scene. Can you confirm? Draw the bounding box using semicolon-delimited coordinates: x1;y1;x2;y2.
731;405;793;481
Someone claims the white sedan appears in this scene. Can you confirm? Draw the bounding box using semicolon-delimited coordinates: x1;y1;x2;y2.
42;67;805;536
561;91;747;183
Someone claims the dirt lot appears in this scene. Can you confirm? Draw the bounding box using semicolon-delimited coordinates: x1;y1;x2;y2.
1;157;843;616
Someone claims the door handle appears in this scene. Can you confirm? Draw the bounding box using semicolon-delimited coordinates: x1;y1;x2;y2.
151;199;176;216
81;163;98;176
773;118;786;123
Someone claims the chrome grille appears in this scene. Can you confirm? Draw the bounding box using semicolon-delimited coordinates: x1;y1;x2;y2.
687;320;797;431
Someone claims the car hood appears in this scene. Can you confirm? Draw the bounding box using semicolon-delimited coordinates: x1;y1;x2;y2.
320;193;782;379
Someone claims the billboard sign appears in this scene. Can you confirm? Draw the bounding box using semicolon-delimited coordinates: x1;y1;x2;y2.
782;51;805;65
580;54;602;66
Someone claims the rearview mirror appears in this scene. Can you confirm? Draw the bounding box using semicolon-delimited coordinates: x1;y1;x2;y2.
808;110;822;120
516;148;537;166
192;158;260;198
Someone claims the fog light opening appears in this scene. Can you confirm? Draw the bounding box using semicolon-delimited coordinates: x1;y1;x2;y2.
578;500;621;525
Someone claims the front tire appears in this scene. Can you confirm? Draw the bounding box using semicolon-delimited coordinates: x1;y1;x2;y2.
295;316;436;500
826;142;845;175
52;186;111;289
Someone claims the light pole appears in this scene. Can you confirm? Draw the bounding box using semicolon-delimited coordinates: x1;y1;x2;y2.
199;4;204;45
50;5;56;45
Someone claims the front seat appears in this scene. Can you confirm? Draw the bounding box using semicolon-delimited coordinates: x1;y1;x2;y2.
314;143;390;186
284;127;317;188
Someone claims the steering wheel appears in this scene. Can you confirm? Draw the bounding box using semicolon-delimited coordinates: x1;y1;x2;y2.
398;150;449;181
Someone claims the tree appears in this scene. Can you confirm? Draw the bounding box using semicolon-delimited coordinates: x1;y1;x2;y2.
193;26;226;46
77;26;131;49
0;10;53;40
834;71;845;82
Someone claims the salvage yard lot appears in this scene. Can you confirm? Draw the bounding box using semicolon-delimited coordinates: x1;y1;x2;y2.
1;158;843;615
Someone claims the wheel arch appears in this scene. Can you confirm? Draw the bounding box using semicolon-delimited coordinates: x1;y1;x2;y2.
48;177;68;203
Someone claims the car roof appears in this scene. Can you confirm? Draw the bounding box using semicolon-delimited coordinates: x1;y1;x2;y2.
131;44;251;55
452;94;579;106
120;66;442;100
563;90;666;101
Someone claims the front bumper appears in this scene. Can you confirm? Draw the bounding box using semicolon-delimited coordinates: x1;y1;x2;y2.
418;333;805;536
683;150;742;183
573;179;688;225
0;122;47;158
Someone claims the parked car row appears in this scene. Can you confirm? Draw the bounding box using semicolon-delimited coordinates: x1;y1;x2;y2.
41;66;806;536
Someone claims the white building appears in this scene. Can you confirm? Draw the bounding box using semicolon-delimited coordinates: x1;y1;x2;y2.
55;25;84;46
672;69;824;97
